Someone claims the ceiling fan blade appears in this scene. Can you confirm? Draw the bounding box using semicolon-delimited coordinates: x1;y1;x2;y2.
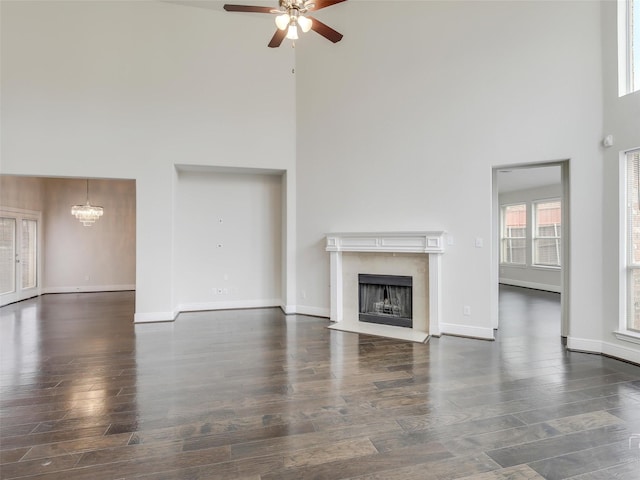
223;4;275;14
308;0;347;11
308;17;343;43
268;29;287;48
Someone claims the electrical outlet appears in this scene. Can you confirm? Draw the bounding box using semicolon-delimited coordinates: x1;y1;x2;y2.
222;288;228;295
217;288;223;294
463;306;471;316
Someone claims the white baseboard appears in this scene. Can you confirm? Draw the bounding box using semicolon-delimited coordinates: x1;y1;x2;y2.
499;279;561;293
134;311;177;323
177;298;281;313
568;336;640;364
42;284;136;294
602;341;640;364
294;305;331;318
280;303;296;314
566;336;603;353
440;322;495;340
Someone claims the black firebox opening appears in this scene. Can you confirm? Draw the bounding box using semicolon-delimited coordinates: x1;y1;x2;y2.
358;274;413;328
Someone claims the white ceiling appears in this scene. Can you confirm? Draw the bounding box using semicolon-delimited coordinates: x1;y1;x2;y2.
497;165;561;193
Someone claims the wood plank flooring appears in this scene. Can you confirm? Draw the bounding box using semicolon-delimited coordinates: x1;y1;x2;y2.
1;286;639;479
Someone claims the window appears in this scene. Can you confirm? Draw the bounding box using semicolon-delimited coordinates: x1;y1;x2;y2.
533;200;561;267
501;204;526;265
619;0;640;95
500;200;562;268
625;149;640;333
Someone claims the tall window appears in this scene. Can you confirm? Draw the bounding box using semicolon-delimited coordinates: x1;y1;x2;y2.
501;204;527;265
625;149;640;332
533;200;562;267
619;0;640;95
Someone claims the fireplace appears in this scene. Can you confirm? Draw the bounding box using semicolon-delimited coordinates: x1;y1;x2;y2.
325;231;445;342
359;274;413;328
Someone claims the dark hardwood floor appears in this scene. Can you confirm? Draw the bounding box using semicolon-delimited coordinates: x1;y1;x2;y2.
1;286;639;479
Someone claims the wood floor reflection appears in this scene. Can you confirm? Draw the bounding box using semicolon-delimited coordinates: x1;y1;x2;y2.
1;287;639;479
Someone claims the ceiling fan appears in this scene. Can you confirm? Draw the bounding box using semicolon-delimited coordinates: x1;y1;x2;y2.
223;0;346;48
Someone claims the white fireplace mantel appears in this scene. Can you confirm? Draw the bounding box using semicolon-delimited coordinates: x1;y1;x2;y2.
326;231;445;254
326;231;445;342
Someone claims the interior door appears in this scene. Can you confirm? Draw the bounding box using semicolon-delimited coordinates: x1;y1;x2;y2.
0;211;40;307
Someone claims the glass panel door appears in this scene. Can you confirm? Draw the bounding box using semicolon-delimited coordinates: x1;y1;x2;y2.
0;217;16;296
21;219;37;290
0;211;40;306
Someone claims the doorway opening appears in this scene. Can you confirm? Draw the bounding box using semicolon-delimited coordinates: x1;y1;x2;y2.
0;175;136;308
492;161;570;338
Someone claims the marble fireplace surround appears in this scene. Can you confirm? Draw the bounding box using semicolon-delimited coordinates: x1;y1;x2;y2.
326;232;445;343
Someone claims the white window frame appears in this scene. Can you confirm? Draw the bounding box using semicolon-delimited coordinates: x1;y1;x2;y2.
532;198;562;269
500;203;527;266
617;148;640;344
618;0;640;96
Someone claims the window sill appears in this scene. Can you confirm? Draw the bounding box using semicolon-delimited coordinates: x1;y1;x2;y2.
531;265;561;271
613;330;640;345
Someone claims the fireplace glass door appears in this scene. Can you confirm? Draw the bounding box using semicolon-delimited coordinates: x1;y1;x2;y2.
358;274;413;328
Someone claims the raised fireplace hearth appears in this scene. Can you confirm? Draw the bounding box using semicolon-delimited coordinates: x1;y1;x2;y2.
326;231;445;343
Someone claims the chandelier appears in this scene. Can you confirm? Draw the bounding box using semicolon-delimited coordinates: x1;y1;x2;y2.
71;179;104;226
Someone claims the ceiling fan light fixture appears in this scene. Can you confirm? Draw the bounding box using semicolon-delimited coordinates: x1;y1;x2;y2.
286;23;299;39
298;15;312;33
275;13;290;30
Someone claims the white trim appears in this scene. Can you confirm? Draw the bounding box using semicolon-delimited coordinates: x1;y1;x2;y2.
440;323;494;340
178;298;281;313
0;207;41;217
619;149;640;339
134;311;177;323
568;335;640;364
603;340;640;364
613;330;640;345
326;231;446;254
530;265;561;272
498;279;562;294
295;305;331;318
566;336;603;353
42;284;136;294
618;0;636;96
0;208;43;307
280;303;296;315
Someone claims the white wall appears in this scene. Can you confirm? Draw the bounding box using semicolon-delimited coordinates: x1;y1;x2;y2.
295;1;604;340
174;168;282;310
0;0;296;320
499;183;562;293
597;0;640;363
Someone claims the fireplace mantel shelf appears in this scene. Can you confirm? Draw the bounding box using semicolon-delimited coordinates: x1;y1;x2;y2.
326;231;446;254
326;231;445;343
